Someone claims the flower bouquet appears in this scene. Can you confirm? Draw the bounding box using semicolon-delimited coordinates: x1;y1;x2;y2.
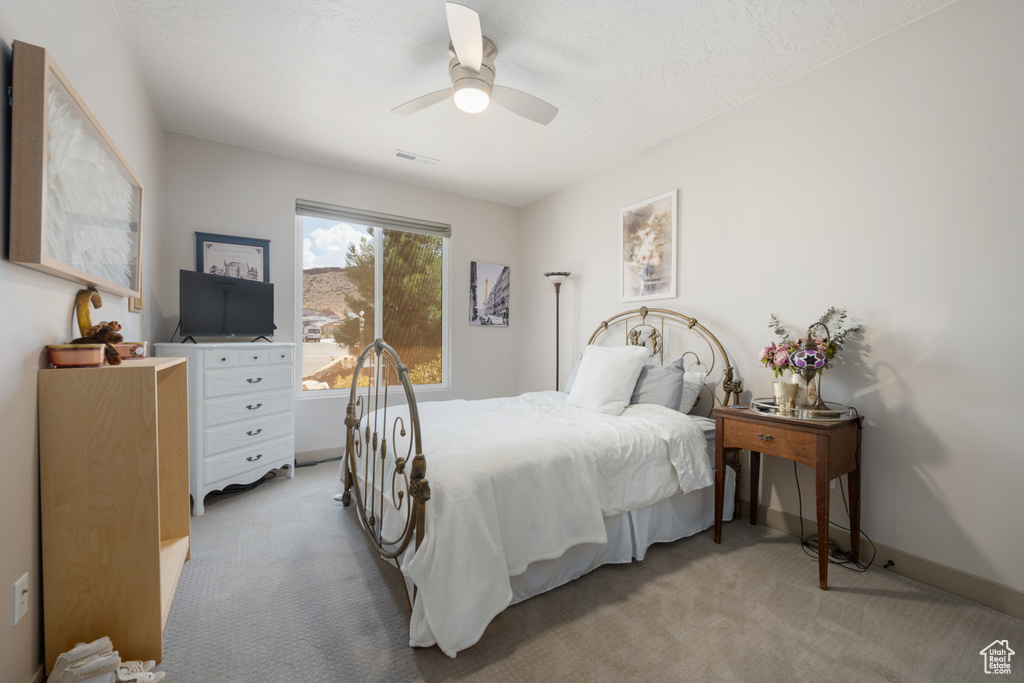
759;307;862;378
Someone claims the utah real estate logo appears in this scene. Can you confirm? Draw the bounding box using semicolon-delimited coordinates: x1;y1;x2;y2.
979;640;1014;675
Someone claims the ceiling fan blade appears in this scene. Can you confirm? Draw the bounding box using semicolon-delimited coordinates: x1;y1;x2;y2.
445;2;483;72
491;85;558;125
392;89;451;115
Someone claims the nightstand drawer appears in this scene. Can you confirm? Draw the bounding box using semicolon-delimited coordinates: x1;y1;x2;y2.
722;419;816;464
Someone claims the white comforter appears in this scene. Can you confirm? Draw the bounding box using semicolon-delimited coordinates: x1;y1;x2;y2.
358;391;713;657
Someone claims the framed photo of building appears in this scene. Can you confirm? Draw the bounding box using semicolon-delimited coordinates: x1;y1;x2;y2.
620;190;677;302
195;232;270;282
469;262;509;326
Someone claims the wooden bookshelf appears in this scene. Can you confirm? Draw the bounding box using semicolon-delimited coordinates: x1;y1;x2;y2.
38;357;190;674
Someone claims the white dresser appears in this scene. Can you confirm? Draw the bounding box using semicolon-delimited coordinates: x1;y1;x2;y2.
154;342;296;515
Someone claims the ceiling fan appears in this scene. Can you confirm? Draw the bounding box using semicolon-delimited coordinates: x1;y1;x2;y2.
392;2;558;125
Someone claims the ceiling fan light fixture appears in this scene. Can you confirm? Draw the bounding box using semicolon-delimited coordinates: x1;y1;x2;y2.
452;79;491;113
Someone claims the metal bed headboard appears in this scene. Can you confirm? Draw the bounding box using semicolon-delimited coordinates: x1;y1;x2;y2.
587;306;743;415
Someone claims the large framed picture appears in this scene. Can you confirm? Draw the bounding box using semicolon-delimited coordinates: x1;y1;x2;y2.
620;190;677;302
469;261;510;326
9;41;144;299
195;232;270;282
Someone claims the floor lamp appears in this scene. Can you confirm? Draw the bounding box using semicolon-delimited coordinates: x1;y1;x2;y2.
543;272;571;390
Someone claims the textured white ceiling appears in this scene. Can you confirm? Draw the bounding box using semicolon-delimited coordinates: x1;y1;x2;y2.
110;0;953;206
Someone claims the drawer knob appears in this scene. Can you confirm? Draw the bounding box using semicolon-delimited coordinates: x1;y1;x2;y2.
252;355;258;360
246;454;263;462
220;356;227;362
247;428;263;437
756;433;774;442
246;377;263;384
246;403;262;411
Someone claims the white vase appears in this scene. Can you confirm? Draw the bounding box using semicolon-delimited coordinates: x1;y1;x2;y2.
790;373;817;408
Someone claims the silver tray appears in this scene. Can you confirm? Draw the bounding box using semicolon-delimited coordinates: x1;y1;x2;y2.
750;398;853;421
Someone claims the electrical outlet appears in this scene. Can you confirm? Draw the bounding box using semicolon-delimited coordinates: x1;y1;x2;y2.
12;573;28;626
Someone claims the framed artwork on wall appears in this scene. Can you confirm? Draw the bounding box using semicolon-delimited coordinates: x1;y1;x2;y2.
195;232;270;282
469;261;510;326
620;190;677;302
9;41;144;299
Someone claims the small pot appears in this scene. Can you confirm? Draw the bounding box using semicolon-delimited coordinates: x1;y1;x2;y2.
47;344;105;368
112;341;147;360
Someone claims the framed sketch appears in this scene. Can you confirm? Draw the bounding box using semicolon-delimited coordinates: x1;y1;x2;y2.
620;190;677;302
469;261;510;326
9;41;143;299
195;233;270;282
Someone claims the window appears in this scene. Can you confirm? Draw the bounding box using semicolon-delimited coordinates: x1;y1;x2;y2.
297;200;449;392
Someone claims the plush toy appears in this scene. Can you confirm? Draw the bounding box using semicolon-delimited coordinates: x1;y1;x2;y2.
71;321;125;366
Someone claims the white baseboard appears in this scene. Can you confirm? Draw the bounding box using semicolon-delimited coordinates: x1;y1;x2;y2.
26;665;43;683
740;501;1024;621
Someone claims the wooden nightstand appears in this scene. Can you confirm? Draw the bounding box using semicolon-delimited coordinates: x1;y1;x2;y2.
712;404;863;590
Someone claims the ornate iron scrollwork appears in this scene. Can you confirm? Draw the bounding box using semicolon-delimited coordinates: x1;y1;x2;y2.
340;339;429;565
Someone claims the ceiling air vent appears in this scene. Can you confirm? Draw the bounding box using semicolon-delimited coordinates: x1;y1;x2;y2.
393;149;439;166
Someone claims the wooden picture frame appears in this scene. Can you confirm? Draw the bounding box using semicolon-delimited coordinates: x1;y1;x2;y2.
9;41;143;299
195;232;270;282
620;190;677;302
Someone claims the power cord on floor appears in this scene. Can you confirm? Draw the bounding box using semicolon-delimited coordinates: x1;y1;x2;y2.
295;455;342;468
792;407;876;573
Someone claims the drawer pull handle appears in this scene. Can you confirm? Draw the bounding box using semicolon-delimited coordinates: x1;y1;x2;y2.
220;356;228;362
252;355;259;360
247;428;263;436
247;377;263;384
757;433;774;442
246;403;262;411
246;454;263;462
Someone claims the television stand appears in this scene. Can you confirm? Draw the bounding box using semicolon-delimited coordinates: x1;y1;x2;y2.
181;336;198;344
252;336;273;342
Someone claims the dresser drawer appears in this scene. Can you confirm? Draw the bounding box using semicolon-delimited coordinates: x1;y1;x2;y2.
268;346;294;365
205;437;294;488
239;348;269;366
721;419;816;464
204;412;294;456
205;365;293;398
205;349;239;368
204;389;293;427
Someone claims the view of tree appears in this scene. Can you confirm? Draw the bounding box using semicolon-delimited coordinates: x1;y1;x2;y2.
333;230;443;378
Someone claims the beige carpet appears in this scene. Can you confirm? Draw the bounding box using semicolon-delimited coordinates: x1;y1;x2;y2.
159;462;1023;681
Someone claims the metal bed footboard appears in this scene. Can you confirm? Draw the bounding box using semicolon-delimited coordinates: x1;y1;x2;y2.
340;339;430;571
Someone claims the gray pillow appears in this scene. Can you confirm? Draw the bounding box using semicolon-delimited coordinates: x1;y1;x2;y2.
629;357;686;409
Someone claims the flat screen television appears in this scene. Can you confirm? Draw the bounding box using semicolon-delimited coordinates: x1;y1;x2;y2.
179;269;275;339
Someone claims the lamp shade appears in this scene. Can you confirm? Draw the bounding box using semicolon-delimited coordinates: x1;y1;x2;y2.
544;271;570;285
790;347;828;371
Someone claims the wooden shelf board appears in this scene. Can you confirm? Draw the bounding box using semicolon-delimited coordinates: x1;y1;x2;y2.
159;536;189;629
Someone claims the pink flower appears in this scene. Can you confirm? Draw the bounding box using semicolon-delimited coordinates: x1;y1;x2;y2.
774;348;790;367
758;344;773;363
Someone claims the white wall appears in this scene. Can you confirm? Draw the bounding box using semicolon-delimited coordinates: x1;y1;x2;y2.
519;0;1024;593
162;134;521;457
0;3;166;681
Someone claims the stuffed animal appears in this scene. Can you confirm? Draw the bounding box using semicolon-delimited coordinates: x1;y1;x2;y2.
71;321;125;366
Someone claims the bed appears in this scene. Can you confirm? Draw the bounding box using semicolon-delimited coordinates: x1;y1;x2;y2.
339;307;742;657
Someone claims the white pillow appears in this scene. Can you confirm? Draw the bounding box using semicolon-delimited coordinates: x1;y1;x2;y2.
680;370;707;413
567;345;650;416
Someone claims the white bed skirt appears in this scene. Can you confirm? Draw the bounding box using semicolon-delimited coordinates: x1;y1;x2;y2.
509;464;736;603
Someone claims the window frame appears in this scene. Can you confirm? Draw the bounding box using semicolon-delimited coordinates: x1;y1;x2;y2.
296;203;451;396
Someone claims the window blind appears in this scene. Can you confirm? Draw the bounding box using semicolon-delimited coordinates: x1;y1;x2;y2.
295;199;451;239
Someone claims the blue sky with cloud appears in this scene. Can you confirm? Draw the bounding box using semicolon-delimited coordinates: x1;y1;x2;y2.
301;216;372;269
